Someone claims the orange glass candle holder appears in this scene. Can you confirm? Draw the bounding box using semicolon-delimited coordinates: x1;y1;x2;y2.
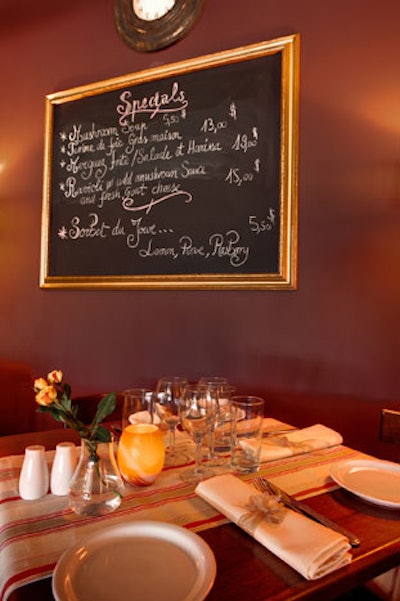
117;424;165;486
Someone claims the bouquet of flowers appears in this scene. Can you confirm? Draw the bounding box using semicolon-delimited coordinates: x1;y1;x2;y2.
34;370;116;459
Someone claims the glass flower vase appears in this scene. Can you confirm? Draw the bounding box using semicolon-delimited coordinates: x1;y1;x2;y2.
69;439;123;516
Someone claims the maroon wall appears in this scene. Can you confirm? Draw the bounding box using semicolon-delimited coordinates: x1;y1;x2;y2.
0;1;398;423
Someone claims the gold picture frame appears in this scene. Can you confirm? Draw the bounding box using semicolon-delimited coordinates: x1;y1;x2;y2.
40;35;299;290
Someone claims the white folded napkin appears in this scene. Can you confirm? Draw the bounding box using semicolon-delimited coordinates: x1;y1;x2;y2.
196;474;352;580
128;410;161;425
243;424;343;462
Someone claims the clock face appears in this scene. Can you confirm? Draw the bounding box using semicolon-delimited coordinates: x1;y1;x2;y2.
133;0;176;22
115;0;205;52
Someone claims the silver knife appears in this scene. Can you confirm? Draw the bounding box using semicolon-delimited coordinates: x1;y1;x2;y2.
265;479;360;547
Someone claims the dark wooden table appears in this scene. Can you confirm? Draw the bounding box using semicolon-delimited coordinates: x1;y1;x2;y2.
2;429;399;601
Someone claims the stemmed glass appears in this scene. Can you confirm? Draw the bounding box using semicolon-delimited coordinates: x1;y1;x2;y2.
179;385;218;483
154;376;190;467
198;377;234;467
198;377;228;391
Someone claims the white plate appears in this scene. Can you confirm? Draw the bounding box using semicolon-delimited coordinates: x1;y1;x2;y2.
330;459;400;509
52;521;216;601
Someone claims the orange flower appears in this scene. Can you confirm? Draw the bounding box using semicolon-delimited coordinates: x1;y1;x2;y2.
33;377;48;392
33;370;116;448
47;370;63;384
35;385;57;406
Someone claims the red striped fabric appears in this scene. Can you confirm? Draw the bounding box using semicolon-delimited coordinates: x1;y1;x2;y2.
0;436;367;600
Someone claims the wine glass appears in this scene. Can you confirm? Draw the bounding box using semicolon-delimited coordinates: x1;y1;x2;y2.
154;376;190;467
179;384;218;483
198;377;228;388
210;383;236;466
198;377;234;467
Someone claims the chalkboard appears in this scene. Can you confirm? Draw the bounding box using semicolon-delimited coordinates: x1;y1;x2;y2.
40;35;299;289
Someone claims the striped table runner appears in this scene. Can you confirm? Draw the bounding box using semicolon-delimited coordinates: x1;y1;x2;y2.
0;422;367;601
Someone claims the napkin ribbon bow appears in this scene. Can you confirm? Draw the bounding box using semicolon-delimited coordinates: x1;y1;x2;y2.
238;492;286;533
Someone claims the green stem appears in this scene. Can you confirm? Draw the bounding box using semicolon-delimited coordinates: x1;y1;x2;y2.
53;400;91;440
82;439;122;500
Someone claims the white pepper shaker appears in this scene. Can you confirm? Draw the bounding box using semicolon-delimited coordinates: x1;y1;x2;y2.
19;445;49;500
50;442;77;496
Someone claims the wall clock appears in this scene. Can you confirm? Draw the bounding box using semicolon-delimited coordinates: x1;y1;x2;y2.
114;0;205;52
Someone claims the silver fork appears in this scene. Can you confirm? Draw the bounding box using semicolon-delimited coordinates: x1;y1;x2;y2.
253;476;279;496
253;476;360;547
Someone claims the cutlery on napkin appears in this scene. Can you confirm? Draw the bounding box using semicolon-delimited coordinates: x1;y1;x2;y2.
254;477;360;547
242;424;343;462
196;474;352;580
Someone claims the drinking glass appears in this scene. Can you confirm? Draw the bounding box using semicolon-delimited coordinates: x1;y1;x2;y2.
155;376;190;466
230;395;265;473
122;388;154;431
179;385;218;483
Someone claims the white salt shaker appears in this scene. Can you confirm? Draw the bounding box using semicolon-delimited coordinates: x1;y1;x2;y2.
19;445;49;500
50;442;77;496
